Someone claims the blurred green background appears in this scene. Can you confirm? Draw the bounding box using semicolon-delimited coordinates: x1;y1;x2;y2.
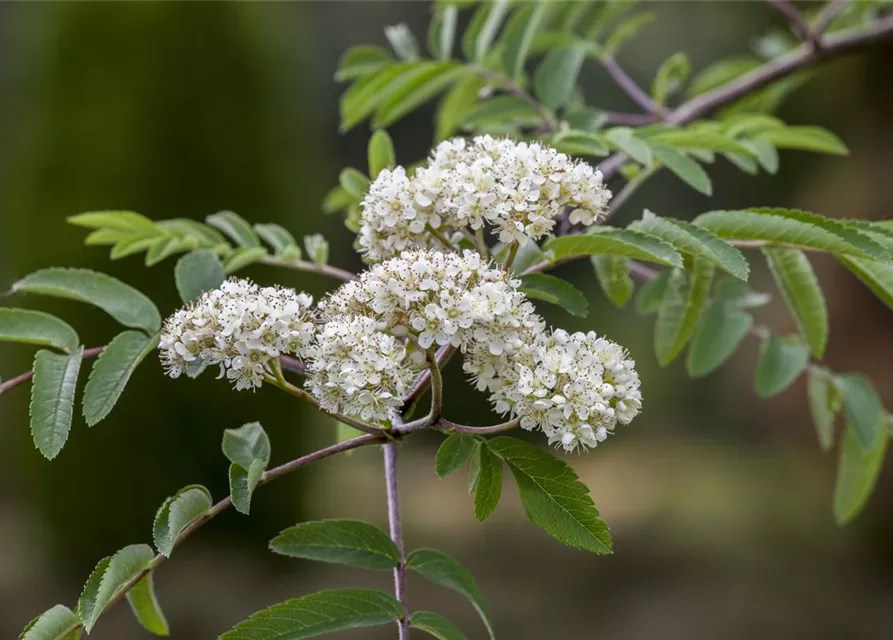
1;2;892;638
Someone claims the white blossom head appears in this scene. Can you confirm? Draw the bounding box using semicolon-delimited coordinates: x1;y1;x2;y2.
357;135;612;261
159;278;315;390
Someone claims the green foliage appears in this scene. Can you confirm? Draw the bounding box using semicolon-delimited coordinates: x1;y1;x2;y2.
754;335;810;398
270;520;400;570
807;367;839;452
407;549;495;639
487;437;612;554
502;2;548;81
206;211;261;248
230;460;265;515
225;247;269;273
83;331;159;426
223;422;271;514
153;485;213;558
534;45;585;110
18;605;81;640
473;444;502;521
634;272;670;314
833;424;888;525
839;256;893;313
651;52;690;107
592;255;634;308
546;229;683;267
219;589;403;640
255;223;301;261
836;374;885;450
175;250;226;303
30;348;83;460
335;45;392;82
435;433;477;477
687;294;753;378
758;126;848;155
763;247;828;357
368;130;396;178
385;23;420;61
648;144;712;195
13;268;161;334
78;544;155;633
654;260;715;366
519;273;589;318
0;309;80;354
410;611;470;640
125;572;169;636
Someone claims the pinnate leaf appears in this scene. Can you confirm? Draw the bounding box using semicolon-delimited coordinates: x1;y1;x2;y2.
473;445;502;521
373;62;467;129
634;271;670;314
533;45;584;110
125;572;169;636
205;211;260;248
335;45;392;82
649;144;712;195
367;129;396;179
222;422;271;469
687;298;752;377
501;2;547;80
520;273;588;318
836;374;885;450
754;335;810;398
83;331;158;426
255;224;299;258
654;260;715;366
224;247;268;274
592;255;634;308
487;436;612;554
68;210;158;235
230;459;265;515
19;605;81;640
79;544;155;633
807;367;838;452
269;520;400;570
546;229;683;267
763;247;828;357
30;348;83;460
759;126;848;155
833;423;888;525
410;611;470;640
218;589;402;640
0;309;79;354
839;256;893;313
153;485;213;557
175;250;226;303
436;433;477;478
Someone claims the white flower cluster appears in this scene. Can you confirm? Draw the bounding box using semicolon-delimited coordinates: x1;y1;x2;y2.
465;329;642;452
159;278;315;390
358;135;612;261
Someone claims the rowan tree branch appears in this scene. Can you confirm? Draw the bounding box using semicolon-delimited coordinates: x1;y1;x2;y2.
599;55;664;116
0;346;105;396
383;442;410;639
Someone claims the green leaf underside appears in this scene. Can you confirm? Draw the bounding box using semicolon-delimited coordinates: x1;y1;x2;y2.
225;247;268;274
474;445;503;521
30;348;83;460
175;250;226;303
534;45;584;110
807;368;837;452
502;3;547;81
13;268;161;333
636;211;749;280
836;374;884;450
79;544;155;633
546;230;683;267
255;223;299;256
834;424;888;525
407;549;495;640
206;211;260;248
760;126;848;155
153;485;212;558
635;272;670;314
270;520;400;571
436;434;477;477
0;308;80;353
83;331;158;426
373;62;467;128
649;144;712;195
69;210;158;235
648;129;755;156
754;335;810;398
436;73;486;141
840;256;893;313
218;589;402;640
654;260;715;366
368;130;396;178
125;572;169;636
592;255;634;308
410;611;470;640
230;459;265;515
763;247;828;358
520;273;589;318
486;437;612;554
687;298;752;377
222;422;271;469
694;209;889;261
19;605;81;640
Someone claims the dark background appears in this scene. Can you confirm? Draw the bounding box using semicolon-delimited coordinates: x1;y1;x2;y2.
1;3;892;638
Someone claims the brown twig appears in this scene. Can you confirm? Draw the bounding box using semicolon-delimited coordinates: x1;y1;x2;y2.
0;346;105;396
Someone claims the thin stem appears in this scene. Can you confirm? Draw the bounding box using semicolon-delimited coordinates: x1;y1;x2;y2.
764;0;813;43
403;344;455;407
383;442;410;639
606;166;656;216
427;225;457;251
474;228;489;258
599;55;664;116
0;346;105;396
260;256;356;283
813;0;850;37
603;111;661;126
280;355;307;375
426;347;444;422
438;417;521;435
503;241;520;271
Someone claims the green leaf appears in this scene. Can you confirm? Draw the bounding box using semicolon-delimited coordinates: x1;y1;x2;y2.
224;247;268;274
19;605;81;640
807;367;838;452
219;589;402;640
254;224;299;258
335;45;392;82
744;137;779;174
833;423;888;525
604;11;655;55
110;236;160;261
839;256;893;313
634;272;670;314
222;422;272;468
270;520;400;570
384;23;420;61
502;2;547;80
230;459;266;516
410;611;470;640
546;229;683;267
651;52;690;106
79;544;155;633
340;64;409;132
463;0;511;62
754;335;810;398
474;444;502;521
724;151;759;175
763;247;828;358
687;55;761;97
759;126;848;155
175;250;226;303
694;208;889;261
687;298;752;377
0;309;79;354
322;185;353;214
407;549;495;640
520;273;589;318
84;228;128;246
549;130;611;157
468;441;483;493
68;210;159;236
339;168;370;200
13;268;161;333
205;211;261;248
153;485;213;558
436;73;487;141
29;348;83;460
367;130;396;179
647;129;755;156
304;234;330;266
604;127;653;165
144;235;188;267
635;210;748;280
592;255;633;308
83;331;158;426
428;3;458;61
487;436;612;554
125;572;169;636
533;44;584;110
373;62;467;129
436;433;477;477
836;374;885;450
649;144;711;195
654;260;715;366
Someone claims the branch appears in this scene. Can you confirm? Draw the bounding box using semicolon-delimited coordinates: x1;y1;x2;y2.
439;417;520;435
261;256;356;283
403;344;455;407
0;346;105;396
382;442;410;639
599;55;664;116
764;0;814;43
